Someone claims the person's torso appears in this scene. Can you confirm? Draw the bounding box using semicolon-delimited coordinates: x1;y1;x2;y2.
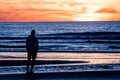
26;35;38;52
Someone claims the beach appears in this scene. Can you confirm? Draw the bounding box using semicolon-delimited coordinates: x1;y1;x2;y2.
0;22;120;79
0;52;120;79
0;70;120;80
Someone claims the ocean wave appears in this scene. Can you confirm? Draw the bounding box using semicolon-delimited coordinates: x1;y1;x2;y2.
43;32;120;36
109;46;120;49
0;45;25;48
88;40;120;44
1;32;120;40
41;32;120;39
0;37;26;40
0;32;120;52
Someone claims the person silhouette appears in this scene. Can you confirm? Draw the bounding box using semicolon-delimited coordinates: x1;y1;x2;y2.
26;30;38;74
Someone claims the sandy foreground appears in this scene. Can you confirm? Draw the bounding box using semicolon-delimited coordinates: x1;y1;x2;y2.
0;52;120;79
0;70;120;80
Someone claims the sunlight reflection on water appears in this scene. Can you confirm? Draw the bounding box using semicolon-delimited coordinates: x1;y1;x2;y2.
0;52;120;64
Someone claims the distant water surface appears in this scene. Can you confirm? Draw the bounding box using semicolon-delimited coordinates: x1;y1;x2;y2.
0;21;120;52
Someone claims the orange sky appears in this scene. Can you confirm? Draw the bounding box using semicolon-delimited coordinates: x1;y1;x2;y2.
0;0;120;22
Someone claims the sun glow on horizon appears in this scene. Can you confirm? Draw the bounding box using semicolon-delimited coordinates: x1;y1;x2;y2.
0;0;120;22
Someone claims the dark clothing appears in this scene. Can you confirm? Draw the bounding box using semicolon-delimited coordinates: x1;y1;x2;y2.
26;35;38;52
26;34;38;73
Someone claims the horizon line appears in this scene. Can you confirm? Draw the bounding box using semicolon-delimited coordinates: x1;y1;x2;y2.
0;20;120;23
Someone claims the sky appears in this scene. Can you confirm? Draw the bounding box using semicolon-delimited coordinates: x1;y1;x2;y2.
0;0;120;22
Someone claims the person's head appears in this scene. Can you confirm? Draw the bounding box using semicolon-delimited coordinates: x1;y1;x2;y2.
31;30;35;35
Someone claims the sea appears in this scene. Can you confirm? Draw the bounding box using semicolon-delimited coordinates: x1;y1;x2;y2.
0;21;120;52
0;21;120;74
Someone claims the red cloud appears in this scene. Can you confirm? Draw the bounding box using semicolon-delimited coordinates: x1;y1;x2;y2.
95;7;119;13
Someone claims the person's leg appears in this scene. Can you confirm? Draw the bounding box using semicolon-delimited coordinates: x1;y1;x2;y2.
30;52;37;72
27;52;31;73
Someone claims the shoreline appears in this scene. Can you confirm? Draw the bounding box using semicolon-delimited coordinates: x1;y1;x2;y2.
0;52;120;76
0;60;119;75
0;52;120;64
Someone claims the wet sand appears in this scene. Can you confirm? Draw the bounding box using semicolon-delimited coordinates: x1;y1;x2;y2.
0;52;120;79
0;60;88;66
0;70;120;80
0;52;120;64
